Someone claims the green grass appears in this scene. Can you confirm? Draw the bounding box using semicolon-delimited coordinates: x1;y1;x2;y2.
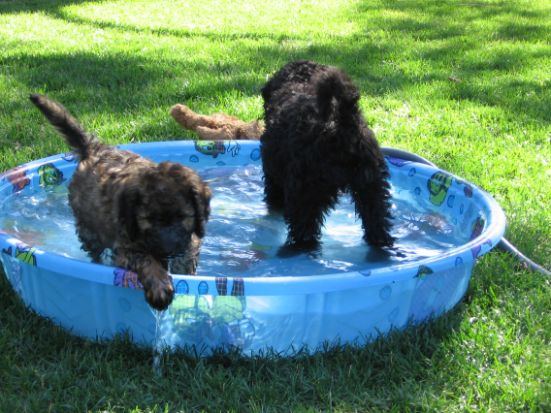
0;0;550;411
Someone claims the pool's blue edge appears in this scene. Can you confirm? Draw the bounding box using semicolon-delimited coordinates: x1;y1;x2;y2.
0;140;507;297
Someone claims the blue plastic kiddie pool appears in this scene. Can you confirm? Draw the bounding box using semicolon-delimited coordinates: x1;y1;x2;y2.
0;140;506;355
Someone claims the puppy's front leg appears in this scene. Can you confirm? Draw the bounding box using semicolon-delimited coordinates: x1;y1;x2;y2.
169;234;201;275
114;250;175;310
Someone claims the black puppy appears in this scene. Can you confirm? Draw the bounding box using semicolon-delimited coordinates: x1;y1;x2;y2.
260;60;394;252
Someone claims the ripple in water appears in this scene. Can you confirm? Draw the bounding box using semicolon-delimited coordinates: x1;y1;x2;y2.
0;164;464;277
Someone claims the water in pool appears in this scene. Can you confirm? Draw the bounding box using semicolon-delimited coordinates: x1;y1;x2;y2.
0;164;463;276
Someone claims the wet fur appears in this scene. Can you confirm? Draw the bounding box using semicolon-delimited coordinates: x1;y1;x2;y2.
30;94;211;310
260;61;394;251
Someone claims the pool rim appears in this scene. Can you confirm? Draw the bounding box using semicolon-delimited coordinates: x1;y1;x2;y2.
0;140;507;296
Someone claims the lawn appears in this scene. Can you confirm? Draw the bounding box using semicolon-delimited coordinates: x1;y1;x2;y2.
0;0;550;411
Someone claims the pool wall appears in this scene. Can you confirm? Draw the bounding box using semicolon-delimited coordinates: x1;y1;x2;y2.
1;250;475;354
0;140;505;355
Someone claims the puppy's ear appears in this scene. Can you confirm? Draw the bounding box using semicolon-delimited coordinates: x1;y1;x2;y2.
190;180;212;238
117;187;141;240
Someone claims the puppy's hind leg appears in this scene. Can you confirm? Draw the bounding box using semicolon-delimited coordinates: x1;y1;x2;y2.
282;184;339;253
350;170;394;248
263;175;285;212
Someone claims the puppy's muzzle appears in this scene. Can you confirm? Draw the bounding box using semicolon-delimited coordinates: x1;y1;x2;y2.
147;225;191;257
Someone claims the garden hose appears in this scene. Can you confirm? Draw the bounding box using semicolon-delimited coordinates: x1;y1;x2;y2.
381;147;551;277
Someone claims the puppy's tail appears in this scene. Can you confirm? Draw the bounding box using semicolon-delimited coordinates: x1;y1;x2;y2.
30;94;97;159
313;68;360;122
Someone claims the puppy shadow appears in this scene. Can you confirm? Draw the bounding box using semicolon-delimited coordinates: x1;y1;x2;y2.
275;235;403;265
276;241;322;259
365;244;406;262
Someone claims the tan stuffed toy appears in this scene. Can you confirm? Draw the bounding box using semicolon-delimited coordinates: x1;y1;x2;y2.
170;104;264;140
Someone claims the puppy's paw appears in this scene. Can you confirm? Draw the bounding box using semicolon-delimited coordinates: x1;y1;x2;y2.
115;252;176;310
277;239;321;257
144;276;175;311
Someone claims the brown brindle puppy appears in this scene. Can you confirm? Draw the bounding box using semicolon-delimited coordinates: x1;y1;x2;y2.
30;94;211;310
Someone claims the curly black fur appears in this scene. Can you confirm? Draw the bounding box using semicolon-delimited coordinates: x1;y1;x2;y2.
260;61;394;251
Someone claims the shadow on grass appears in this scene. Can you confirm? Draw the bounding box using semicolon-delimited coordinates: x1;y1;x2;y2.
1;52;263;110
1;0;310;42
65;1;551;123
0;50;265;152
3;0;551;126
358;1;550;23
353;0;551;122
0;0;91;15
